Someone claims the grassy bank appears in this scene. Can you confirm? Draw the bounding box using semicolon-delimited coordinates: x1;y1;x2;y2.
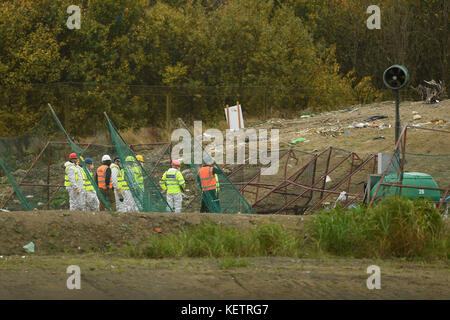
125;197;448;260
125;223;305;259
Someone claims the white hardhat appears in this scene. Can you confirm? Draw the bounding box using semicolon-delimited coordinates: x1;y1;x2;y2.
102;154;111;162
203;154;214;165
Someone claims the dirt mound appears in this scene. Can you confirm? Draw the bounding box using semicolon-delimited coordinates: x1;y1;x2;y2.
0;211;307;255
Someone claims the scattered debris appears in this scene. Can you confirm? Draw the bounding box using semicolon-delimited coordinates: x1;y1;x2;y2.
334;191;347;207
154;227;163;233
413;114;422;120
352;122;366;128
0;209;10;212
291;138;307;144
431;119;445;125
203;133;213;139
344;131;351;135
325;176;332;183
299;114;313;119
23;242;35;253
364;115;388;122
26;195;34;198
373;136;385;140
412;79;445;104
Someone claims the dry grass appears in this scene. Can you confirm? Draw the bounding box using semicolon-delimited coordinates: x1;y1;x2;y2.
121;127;168;144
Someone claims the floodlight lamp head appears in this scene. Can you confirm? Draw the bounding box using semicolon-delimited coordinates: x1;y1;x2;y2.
383;65;410;90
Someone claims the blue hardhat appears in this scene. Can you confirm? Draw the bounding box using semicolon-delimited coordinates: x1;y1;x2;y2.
85;158;93;164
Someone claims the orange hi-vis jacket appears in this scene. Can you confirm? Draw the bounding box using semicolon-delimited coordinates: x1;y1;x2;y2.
97;165;112;190
198;166;217;192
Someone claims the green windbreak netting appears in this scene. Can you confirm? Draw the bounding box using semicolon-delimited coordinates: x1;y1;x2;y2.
0;109;71;211
105;113;172;213
0;155;34;211
0;104;171;212
177;119;255;214
48;104;112;211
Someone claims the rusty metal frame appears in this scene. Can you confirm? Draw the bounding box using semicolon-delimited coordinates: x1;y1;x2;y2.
231;145;377;214
270;148;353;214
251;148;328;208
303;154;376;214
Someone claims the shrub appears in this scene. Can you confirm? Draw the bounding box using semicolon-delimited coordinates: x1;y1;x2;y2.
308;197;448;259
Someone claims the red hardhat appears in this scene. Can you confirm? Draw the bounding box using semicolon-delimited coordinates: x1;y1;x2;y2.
171;160;181;167
69;153;77;160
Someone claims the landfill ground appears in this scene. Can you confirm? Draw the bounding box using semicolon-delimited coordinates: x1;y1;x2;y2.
249;99;449;155
0;211;449;300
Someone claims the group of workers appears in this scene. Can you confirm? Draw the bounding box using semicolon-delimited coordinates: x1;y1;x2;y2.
64;153;145;212
64;152;221;213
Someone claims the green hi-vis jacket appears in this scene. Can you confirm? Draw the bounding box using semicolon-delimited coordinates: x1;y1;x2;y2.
159;168;186;194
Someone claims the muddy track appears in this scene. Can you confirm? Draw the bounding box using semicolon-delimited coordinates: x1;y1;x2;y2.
0;256;448;299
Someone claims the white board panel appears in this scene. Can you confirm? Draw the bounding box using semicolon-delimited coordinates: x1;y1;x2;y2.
224;105;245;130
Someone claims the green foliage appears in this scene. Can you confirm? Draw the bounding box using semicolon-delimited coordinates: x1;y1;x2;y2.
307;197;448;259
296;0;449;90
125;222;304;258
1;0;371;136
218;257;249;269
1;0;447;136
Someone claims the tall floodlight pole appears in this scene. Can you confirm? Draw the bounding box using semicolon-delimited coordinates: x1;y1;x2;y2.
394;89;400;143
382;65;410;144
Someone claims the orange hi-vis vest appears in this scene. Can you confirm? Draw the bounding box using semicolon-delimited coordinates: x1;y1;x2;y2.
97;165;112;190
199;166;217;192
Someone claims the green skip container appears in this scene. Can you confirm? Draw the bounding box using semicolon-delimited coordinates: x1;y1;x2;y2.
371;172;441;202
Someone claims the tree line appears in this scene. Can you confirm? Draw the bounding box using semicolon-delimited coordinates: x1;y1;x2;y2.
0;0;447;137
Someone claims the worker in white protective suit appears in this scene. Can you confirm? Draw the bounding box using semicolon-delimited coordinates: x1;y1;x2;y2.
110;157;126;212
81;157;100;211
121;156;139;212
64;153;85;211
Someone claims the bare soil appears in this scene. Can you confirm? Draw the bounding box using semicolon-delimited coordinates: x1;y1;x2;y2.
0;255;448;299
0;211;448;300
